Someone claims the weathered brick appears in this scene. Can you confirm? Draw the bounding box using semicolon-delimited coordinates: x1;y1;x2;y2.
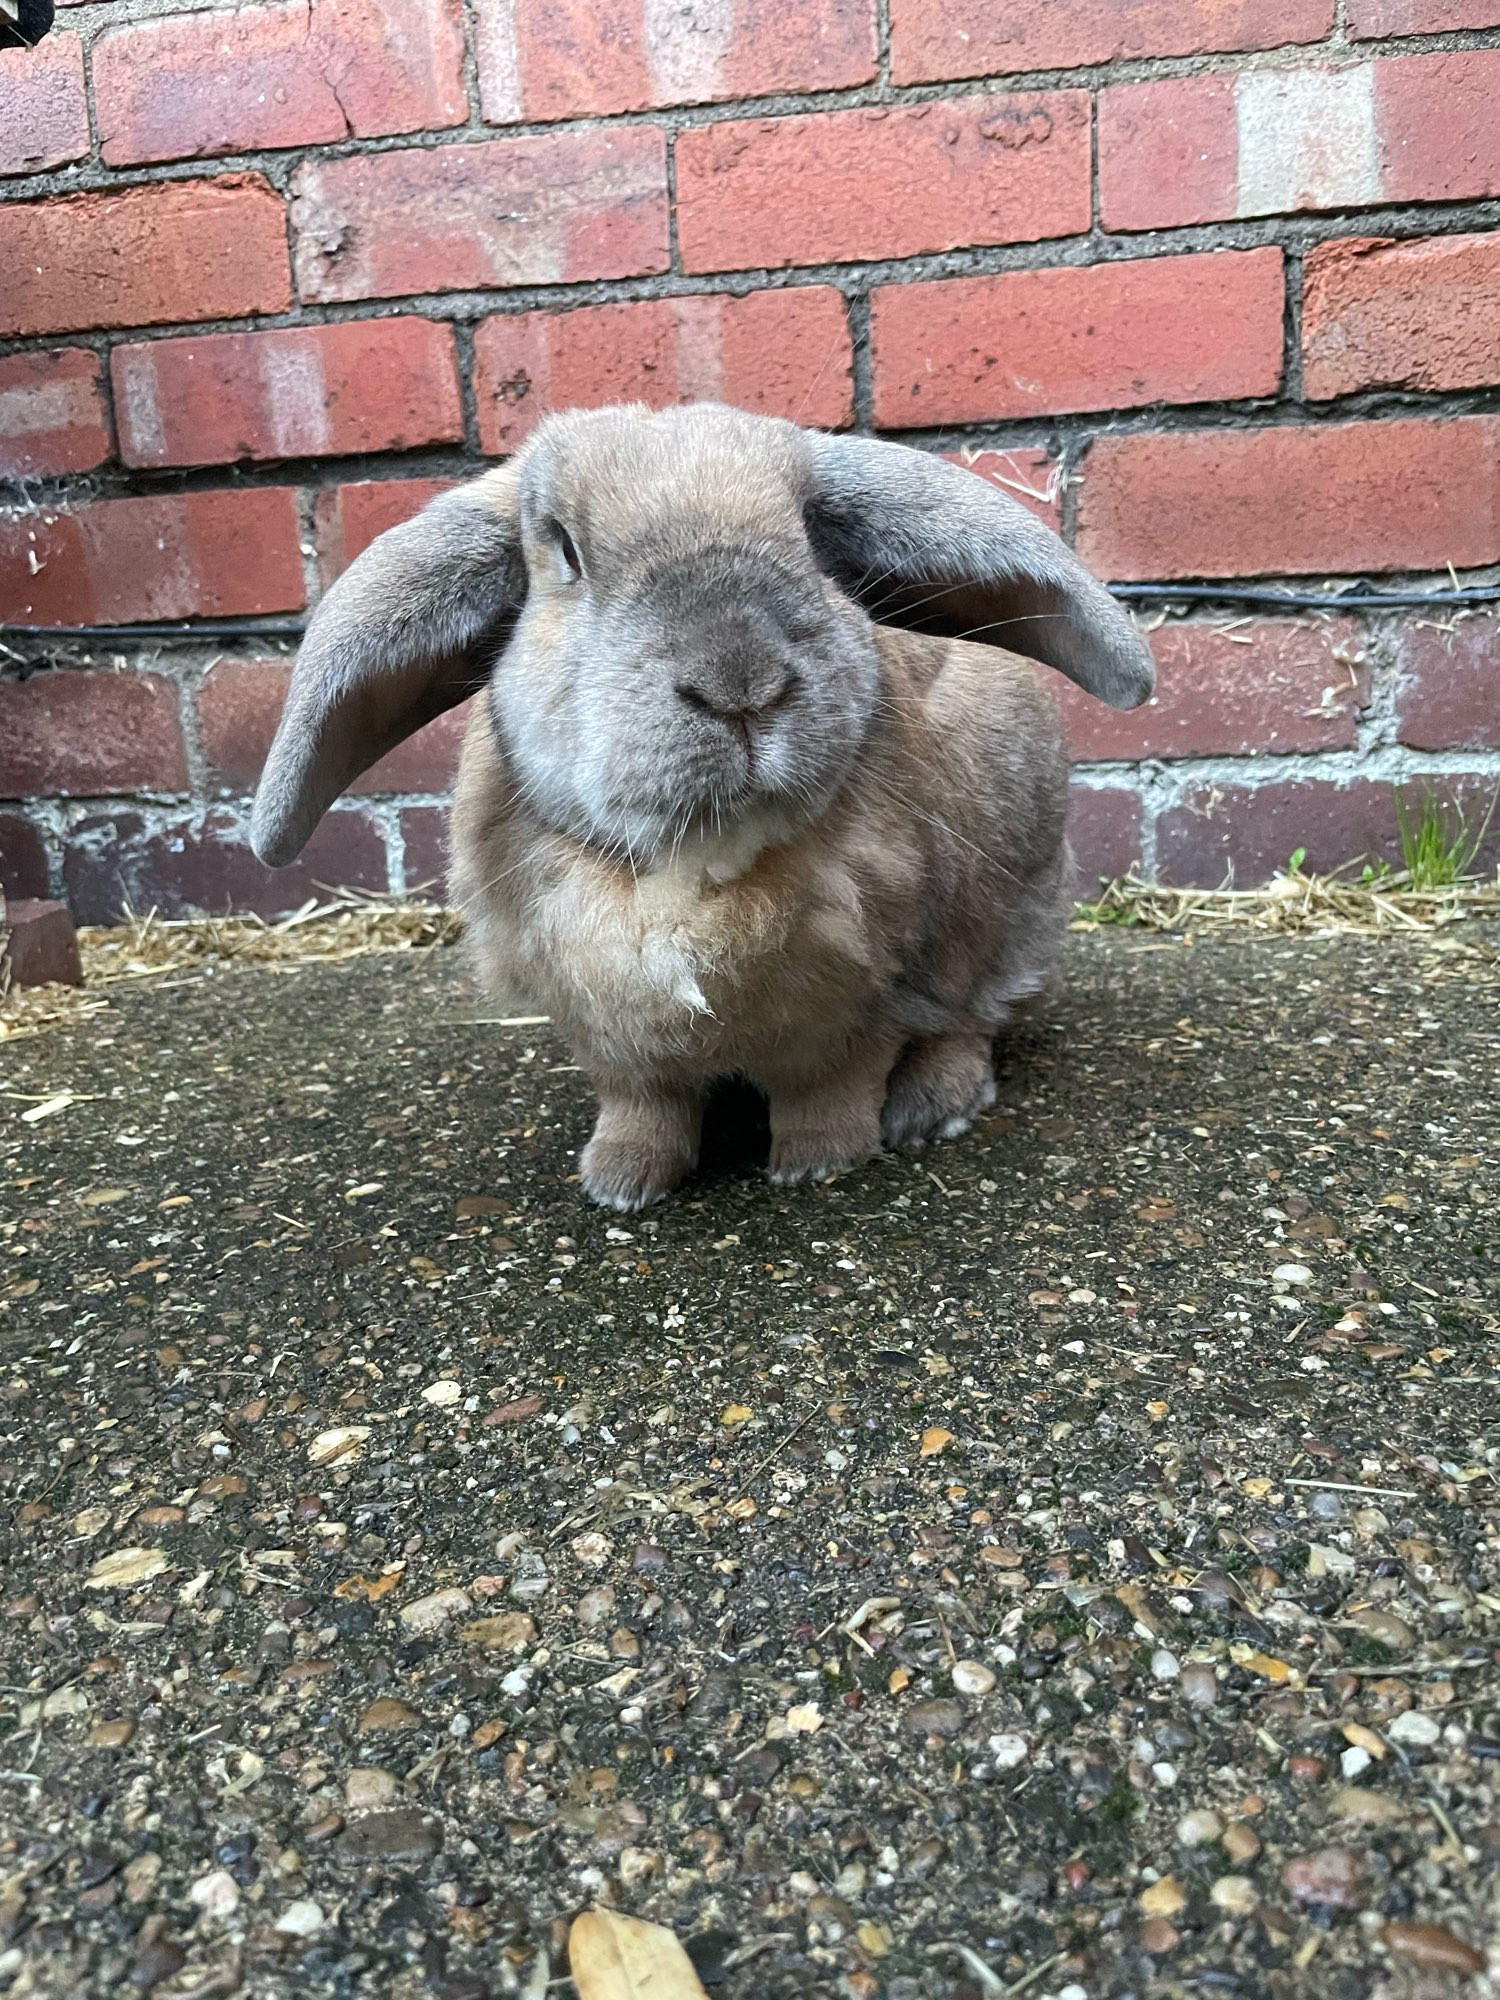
1069;785;1145;887
677;95;1091;274
0;178;291;338
1061;618;1366;762
0;671;188;795
0;350;111;478
873;250;1283;428
313;478;458;583
1099;52;1500;231
63;806;389;922
94;0;466;166
0;812;52;900
1155;775;1500;885
945;448;1062;532
399;805;451;894
113;319;463;470
292;130;669;304
0;31;89;175
1350;0;1500;31
0;489;307;625
0;901;83;990
477;0;874;122
199;659;471;795
1304;234;1500;399
473;288;853;454
892;0;1333;85
1077;418;1500;580
1395;615;1500;750
1376;52;1500;204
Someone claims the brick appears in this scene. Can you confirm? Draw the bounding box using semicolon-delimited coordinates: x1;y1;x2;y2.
199;659;471;795
94;0;466;167
473;288;853;454
1077;418;1500;580
1395;615;1500;750
0;489;307;626
0;177;291;338
0;812;51;900
873;250;1283;429
1;901;83;990
1376;53;1500;204
477;0;874;122
63;806;389;922
945;448;1062;532
1350;0;1500;32
0;350;111;478
1069;785;1145;887
1304;234;1500;400
292;130;669;304
1100;53;1500;230
1155;775;1500;886
0;31;89;175
313;478;457;583
892;0;1333;85
1061;618;1366;762
113;319;463;470
0;671;188;795
400;805;451;894
677;94;1090;275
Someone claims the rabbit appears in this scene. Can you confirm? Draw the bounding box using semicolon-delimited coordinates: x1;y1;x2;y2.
251;402;1153;1210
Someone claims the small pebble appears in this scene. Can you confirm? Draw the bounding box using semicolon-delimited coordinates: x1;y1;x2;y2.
1387;1709;1440;1748
1341;1745;1373;1779
398;1587;470;1635
346;1768;398;1810
274;1900;325;1938
1210;1875;1258;1917
187;1869;240;1920
1177;1808;1224;1848
952;1660;996;1697
1179;1664;1219;1709
1140;1915;1180;1955
1283;1847;1364;1910
1151;1648;1180;1681
1139;1875;1187;1919
988;1733;1029;1770
1222;1822;1261;1865
1383;1921;1486;1974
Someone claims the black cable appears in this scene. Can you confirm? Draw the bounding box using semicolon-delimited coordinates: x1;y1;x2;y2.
4;580;1499;646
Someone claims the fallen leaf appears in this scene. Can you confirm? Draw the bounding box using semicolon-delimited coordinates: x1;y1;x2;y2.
920;1427;954;1459
85;1547;170;1590
462;1613;537;1654
484;1395;542;1425
1231;1644;1292;1684
308;1426;371;1466
79;1187;131;1207
568;1907;709;2000
334;1566;405;1603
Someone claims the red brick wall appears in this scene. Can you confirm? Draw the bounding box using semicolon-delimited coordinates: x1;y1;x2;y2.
2;0;1499;915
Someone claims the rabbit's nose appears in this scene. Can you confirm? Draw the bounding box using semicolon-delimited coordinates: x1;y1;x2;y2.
673;672;795;733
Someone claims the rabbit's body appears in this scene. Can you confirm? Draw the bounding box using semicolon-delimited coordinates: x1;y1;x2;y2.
451;623;1075;1199
250;402;1153;1208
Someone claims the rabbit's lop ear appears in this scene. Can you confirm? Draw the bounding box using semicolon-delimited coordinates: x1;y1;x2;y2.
250;467;526;867
805;433;1154;711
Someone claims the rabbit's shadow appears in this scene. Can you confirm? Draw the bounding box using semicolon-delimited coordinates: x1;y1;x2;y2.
697;1076;773;1181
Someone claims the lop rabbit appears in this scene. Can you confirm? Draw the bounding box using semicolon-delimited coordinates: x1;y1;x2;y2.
252;404;1153;1208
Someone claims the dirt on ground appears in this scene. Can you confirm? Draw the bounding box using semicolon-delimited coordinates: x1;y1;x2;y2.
1;926;1497;2000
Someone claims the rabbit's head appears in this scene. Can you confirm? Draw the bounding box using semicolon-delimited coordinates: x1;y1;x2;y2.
251;403;1153;869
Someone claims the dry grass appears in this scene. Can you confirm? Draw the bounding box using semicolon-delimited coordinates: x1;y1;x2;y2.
1074;864;1500;938
1;892;460;1046
6;865;1500;1050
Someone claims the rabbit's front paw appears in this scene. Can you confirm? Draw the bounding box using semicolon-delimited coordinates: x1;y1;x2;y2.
882;1032;996;1150
767;1132;876;1186
579;1094;701;1210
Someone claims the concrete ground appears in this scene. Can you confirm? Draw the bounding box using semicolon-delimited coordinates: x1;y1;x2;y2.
1;926;1497;2000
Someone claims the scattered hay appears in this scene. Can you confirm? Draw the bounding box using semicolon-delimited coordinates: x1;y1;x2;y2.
2;892;461;1045
1074;866;1500;939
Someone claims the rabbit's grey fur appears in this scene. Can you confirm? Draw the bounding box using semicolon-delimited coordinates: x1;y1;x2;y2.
252;403;1153;1208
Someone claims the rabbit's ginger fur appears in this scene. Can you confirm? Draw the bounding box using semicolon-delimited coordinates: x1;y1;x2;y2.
249;402;1153;1208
